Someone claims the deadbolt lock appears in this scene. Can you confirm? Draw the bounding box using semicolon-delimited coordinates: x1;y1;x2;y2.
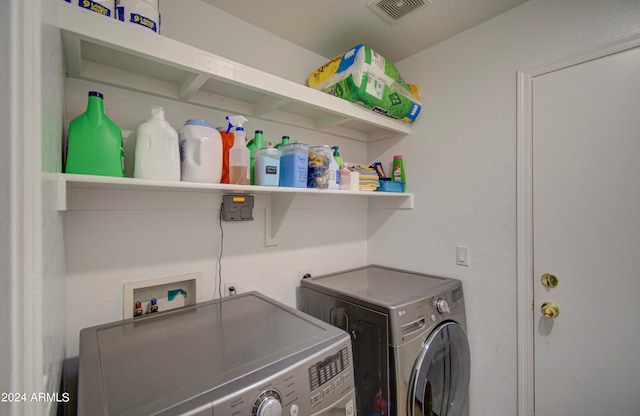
541;301;560;319
541;273;559;288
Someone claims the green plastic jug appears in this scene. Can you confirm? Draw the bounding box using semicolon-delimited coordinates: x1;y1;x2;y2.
65;91;124;177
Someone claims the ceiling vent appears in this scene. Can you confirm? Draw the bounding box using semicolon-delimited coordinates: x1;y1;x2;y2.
368;0;432;24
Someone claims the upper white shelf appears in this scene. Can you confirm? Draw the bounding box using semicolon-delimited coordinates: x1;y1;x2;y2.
58;4;412;142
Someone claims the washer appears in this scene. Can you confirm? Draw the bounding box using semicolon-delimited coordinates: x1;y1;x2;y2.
78;291;356;416
297;265;470;416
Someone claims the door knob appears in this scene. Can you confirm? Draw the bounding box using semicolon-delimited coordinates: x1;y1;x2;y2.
541;273;559;288
541;301;560;318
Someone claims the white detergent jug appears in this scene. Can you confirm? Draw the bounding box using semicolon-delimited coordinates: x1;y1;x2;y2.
133;106;180;181
179;119;223;183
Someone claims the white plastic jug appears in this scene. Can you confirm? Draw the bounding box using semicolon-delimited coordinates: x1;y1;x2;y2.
179;119;223;183
133;106;180;181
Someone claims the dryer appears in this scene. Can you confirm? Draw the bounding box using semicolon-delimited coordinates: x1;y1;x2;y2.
297;265;470;416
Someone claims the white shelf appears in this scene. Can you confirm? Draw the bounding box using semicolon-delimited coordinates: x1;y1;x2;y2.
59;4;412;142
55;6;415;246
55;173;413;206
57;172;408;197
51;173;414;246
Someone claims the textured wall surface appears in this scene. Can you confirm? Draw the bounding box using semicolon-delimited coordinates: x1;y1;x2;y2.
159;0;327;85
63;78;370;357
369;0;640;414
62;1;362;360
58;0;640;414
41;0;67;406
0;0;13;398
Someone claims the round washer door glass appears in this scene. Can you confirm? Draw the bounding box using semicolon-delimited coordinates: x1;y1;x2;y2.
408;321;470;416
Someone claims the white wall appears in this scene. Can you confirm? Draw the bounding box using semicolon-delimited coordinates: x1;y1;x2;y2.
41;0;68;405
63;0;369;358
159;0;327;84
1;0;13;399
60;0;640;414
2;1;66;413
369;0;640;414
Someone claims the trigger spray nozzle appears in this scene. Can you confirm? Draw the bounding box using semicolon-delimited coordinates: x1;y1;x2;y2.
225;115;249;134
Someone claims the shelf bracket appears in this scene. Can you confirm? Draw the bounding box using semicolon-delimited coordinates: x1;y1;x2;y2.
316;113;349;130
44;173;68;212
264;193;297;247
61;31;82;78
253;96;289;117
179;73;209;100
368;194;414;209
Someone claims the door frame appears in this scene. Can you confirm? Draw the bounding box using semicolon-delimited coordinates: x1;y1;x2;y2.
515;31;640;416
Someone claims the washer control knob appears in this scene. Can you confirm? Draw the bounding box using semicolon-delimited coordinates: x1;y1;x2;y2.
253;390;283;416
436;298;450;314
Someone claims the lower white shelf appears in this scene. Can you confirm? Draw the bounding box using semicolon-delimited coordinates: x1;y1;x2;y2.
47;173;414;246
51;173;414;209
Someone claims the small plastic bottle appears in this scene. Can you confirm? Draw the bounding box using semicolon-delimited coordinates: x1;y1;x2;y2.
392;154;406;191
350;170;360;191
328;150;340;190
339;163;351;190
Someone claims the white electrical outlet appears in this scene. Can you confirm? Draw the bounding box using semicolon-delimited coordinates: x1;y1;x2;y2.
224;281;239;296
123;272;202;318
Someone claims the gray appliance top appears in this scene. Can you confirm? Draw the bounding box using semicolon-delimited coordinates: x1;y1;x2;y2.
301;265;456;310
79;291;345;416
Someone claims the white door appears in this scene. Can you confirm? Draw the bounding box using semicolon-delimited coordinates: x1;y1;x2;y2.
532;46;640;415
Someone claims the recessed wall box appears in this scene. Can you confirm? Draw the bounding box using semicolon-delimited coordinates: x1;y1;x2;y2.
123;272;202;319
222;194;254;221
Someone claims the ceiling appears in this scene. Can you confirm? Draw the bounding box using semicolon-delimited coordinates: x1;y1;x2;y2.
202;0;528;62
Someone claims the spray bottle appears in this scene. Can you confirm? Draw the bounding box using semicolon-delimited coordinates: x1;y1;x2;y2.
226;115;250;185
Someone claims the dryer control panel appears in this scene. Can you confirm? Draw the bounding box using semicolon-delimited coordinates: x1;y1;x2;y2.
389;279;466;345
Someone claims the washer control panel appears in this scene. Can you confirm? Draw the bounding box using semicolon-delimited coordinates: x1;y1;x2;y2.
308;347;352;410
309;347;350;390
252;389;283;416
214;340;355;416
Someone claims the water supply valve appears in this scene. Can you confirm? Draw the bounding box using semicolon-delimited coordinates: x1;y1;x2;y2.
134;301;144;317
148;298;159;314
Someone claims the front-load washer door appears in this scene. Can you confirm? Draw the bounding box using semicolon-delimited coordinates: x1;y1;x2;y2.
407;321;470;416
